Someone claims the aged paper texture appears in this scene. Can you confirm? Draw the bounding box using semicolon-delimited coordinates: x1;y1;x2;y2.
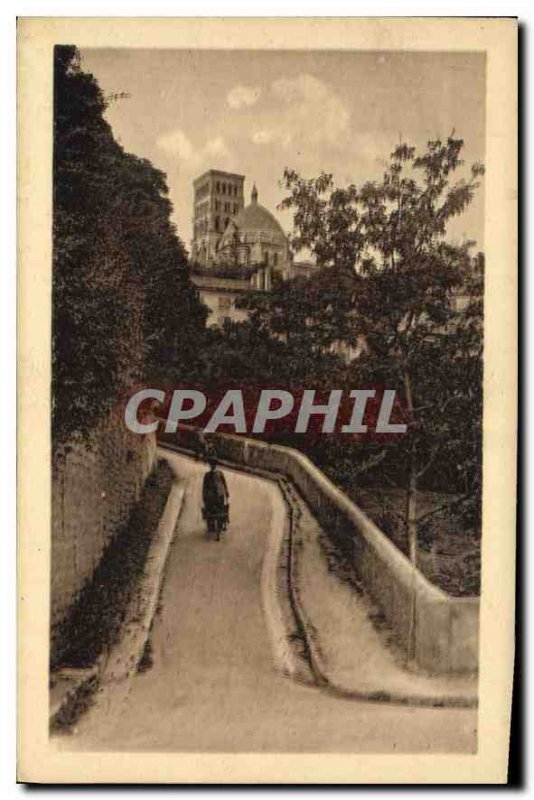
18;17;516;784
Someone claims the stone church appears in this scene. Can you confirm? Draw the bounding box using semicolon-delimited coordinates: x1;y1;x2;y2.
190;168;316;325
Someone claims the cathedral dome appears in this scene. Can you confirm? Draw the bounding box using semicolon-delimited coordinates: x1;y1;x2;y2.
219;185;287;247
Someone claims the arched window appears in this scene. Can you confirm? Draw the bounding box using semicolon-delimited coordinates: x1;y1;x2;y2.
216;181;220;192
273;253;278;266
215;216;220;232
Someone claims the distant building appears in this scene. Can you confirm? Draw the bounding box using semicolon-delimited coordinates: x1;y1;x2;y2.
191;273;251;328
216;183;292;278
191;169;245;266
190;169;317;327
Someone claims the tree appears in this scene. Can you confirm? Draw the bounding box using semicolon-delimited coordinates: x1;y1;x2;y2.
277;138;484;606
53;45;207;448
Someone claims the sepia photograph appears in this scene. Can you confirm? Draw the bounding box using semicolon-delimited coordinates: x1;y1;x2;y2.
17;17;517;784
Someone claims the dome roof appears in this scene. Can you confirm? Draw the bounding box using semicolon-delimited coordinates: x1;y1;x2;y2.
219;185;287;246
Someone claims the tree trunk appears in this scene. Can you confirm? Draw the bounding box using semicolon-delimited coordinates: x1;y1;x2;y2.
405;450;418;566
402;371;418;562
403;371;418;662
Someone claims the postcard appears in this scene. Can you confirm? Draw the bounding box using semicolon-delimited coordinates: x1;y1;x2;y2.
18;17;517;784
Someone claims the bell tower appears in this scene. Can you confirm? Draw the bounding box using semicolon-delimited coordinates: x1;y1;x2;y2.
191;169;245;266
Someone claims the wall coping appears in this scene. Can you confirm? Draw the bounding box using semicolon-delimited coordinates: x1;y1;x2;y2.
159;424;479;612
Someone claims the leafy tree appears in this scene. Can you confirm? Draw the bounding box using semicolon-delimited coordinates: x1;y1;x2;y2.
53;45;207;449
243;267;361;356
275;137;484;592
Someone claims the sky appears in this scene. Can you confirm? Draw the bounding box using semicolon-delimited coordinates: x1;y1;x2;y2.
80;49;486;253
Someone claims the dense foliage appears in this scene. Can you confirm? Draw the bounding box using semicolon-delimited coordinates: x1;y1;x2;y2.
53;45;207;448
52;44;483;579
239;139;484;559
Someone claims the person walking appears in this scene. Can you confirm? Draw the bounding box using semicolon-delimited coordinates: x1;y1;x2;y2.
201;459;229;540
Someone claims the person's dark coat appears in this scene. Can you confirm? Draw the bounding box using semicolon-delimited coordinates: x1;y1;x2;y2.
202;469;229;513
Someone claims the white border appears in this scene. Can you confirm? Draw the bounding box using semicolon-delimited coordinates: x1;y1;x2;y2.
8;5;525;796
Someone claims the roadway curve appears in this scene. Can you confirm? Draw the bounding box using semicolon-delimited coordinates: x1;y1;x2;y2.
66;450;477;753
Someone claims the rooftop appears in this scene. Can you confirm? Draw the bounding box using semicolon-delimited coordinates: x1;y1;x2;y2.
220;185;287;244
193;169;245;185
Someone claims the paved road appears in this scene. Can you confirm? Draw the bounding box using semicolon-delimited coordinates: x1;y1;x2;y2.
67;451;477;753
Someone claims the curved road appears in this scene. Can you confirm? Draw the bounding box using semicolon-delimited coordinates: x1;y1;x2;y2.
68;451;477;753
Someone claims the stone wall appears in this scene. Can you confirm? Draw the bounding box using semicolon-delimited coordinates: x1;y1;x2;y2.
158;425;479;675
51;415;157;635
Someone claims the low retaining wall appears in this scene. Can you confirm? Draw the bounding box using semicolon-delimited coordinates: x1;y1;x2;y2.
158;425;479;675
51;418;157;634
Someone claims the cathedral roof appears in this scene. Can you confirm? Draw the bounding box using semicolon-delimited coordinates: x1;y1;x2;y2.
220;185;287;245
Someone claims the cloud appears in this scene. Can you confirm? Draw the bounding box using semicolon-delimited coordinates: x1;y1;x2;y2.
156;129;234;170
204;136;233;160
251;73;350;150
226;84;261;109
251;130;273;145
156;129;197;161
